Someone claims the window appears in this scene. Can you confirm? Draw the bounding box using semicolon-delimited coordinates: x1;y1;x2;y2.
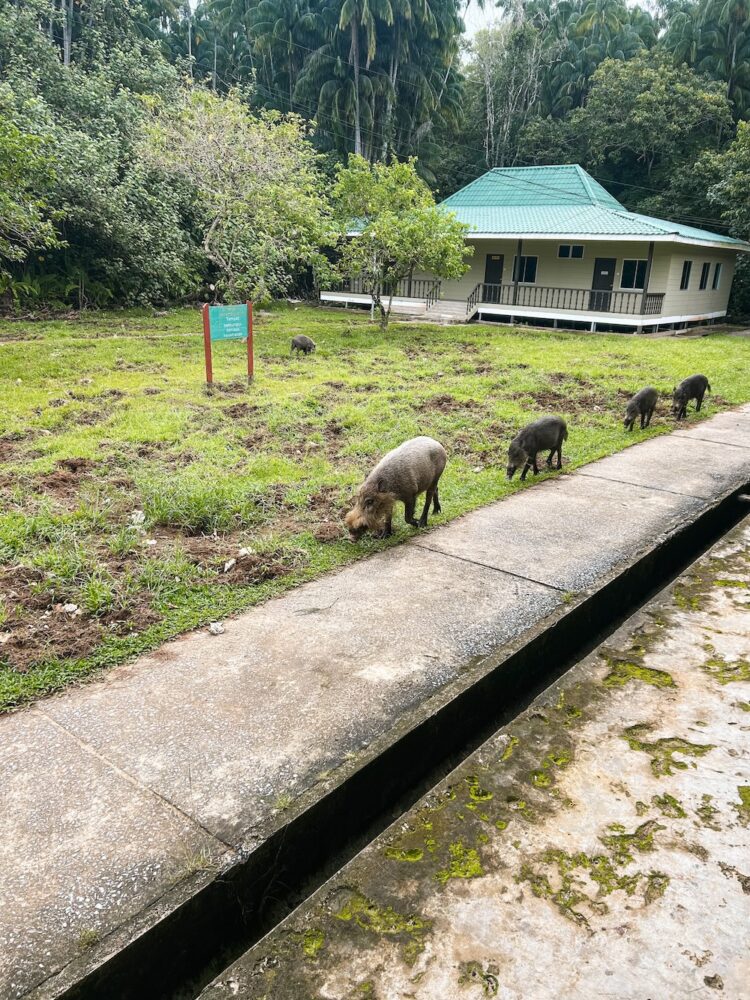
699;262;710;290
712;262;723;290
558;244;584;259
680;260;692;290
513;255;538;283
621;259;647;289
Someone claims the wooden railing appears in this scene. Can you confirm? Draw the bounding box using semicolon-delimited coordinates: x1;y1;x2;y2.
468;283;665;316
330;276;441;304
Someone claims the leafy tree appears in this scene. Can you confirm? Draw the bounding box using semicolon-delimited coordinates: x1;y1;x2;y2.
333;155;469;325
146;88;338;301
0;90;60;275
522;50;733;205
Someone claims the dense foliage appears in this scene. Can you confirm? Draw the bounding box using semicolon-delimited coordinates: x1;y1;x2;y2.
0;0;749;312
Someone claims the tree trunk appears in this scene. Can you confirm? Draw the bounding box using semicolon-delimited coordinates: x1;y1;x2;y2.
351;20;363;156
213;36;218;91
62;0;72;66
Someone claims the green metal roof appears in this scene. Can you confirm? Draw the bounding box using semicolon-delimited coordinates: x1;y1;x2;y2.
440;165;750;250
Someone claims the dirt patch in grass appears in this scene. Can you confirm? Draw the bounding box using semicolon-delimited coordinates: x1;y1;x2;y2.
313;522;345;542
419;394;483;414
225;401;260;418
36;458;96;498
0;563;160;673
218;550;293;585
0;438;20;462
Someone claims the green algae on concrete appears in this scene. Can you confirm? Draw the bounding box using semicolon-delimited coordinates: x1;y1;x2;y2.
384;847;424;863
696;794;722;829
602;658;675;689
600;820;665;864
622;723;714;776
465;775;494;802
458;960;500;996
701;654;750;684
651;793;687;818
332;889;431;964
302;928;325;959
435;842;484;885
734;786;750;826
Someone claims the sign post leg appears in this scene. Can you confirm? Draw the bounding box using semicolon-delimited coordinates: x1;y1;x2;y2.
246;301;254;384
202;303;213;390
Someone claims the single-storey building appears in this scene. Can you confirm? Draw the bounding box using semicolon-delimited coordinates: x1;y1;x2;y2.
321;164;750;331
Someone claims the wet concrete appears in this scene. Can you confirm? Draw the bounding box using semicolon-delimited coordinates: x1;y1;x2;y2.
1;406;749;999
202;517;750;1000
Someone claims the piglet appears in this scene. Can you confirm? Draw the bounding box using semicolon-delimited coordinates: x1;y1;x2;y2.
291;335;316;355
624;386;658;431
507;416;568;481
672;374;710;419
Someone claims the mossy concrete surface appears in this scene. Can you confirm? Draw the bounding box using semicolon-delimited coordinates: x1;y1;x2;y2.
1;408;748;999
202;517;750;999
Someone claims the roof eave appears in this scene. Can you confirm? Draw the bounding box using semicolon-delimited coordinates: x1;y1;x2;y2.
464;231;750;252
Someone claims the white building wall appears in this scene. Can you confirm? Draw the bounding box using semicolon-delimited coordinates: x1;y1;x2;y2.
416;238;737;319
660;249;735;318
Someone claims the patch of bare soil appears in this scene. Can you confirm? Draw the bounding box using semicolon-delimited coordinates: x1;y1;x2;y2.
307;485;348;514
224;401;260;418
209;380;248;396
419;393;482;414
313;522;345;542
208;547;296;586
72;408;106;426
114;359;167;372
0;563;159;673
35;458;96;498
143;387;162;396
0;438;20;462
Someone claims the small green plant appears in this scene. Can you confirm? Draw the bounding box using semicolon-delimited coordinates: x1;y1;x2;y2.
80;572;117;616
77;928;99;951
108;526;140;558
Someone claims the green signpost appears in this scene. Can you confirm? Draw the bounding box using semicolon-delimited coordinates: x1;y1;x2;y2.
202;301;253;386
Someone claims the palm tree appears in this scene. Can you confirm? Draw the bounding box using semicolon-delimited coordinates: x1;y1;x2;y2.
338;0;394;154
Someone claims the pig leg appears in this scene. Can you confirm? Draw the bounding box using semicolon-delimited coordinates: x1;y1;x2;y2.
696;393;704;412
403;496;419;528
546;449;554;467
418;487;434;528
520;461;532;481
556;444;563;469
432;483;441;514
531;453;540;475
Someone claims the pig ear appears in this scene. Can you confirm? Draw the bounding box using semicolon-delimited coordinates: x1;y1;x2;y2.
376;476;387;493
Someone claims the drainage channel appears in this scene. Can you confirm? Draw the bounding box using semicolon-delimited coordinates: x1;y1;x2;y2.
60;484;750;1000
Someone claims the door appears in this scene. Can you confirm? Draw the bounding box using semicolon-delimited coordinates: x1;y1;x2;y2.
483;254;504;303
589;257;616;311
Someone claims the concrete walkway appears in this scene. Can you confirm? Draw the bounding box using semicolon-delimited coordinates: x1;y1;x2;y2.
203;515;750;1000
2;407;750;999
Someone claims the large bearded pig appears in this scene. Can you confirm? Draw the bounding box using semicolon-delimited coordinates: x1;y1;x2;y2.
345;437;447;540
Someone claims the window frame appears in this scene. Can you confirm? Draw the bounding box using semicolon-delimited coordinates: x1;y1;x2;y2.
558;244;584;260
513;255;538;284
620;259;648;291
699;262;710;291
712;262;723;290
679;260;692;291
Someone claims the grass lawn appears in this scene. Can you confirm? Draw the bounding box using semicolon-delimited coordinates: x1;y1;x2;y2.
1;304;749;712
